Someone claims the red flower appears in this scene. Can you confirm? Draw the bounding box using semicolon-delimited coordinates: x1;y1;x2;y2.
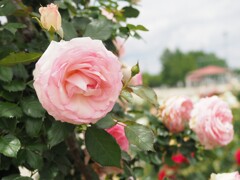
158;165;177;180
235;149;240;165
171;153;188;164
158;169;166;180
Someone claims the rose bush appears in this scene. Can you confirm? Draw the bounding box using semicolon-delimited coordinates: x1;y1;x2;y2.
190;96;234;149
33;37;122;124
159;96;193;133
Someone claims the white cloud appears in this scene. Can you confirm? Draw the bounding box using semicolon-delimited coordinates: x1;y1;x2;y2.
122;0;240;74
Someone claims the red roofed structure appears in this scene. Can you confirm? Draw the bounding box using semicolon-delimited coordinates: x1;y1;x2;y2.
185;66;231;86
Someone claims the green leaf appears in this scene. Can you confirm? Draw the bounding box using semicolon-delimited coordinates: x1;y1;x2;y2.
131;86;159;107
0;52;42;66
72;17;91;32
0;118;17;132
0;0;16;16
0;90;18;101
3;80;26;92
25;118;43;137
136;25;148;31
120;89;133;102
95;114;116;129
83;19;113;41
3;23;26;35
62;19;78;40
0;134;21;157
21;96;45;118
125;124;154;151
122;6;139;18
47;121;74;148
0;66;13;82
25;149;43;169
0;102;23;118
12;64;29;80
85;126;121;167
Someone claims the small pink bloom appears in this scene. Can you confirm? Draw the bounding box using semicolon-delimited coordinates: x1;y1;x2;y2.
106;124;129;151
33;37;122;124
39;3;63;37
190;96;233;149
160;96;193;133
235;149;240;165
171;153;188;164
210;172;240;180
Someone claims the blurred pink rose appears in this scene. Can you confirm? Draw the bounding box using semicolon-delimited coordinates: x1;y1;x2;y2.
160;96;193;133
130;73;143;86
121;64;143;86
190;96;233;149
39;3;63;37
33;37;122;124
210;172;240;180
106;124;129;151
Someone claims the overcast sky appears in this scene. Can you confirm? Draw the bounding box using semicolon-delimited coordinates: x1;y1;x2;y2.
122;0;240;74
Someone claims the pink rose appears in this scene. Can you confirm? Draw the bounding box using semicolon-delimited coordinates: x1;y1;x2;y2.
39;3;63;37
106;124;129;151
210;172;240;180
33;37;122;124
160;96;193;133
121;64;143;86
190;96;233;149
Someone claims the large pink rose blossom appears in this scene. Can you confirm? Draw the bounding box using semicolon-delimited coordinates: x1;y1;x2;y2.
106;124;129;151
210;172;240;180
160;96;193;133
190;96;233;149
33;37;122;124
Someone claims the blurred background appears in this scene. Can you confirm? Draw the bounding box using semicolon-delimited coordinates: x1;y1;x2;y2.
121;0;240;98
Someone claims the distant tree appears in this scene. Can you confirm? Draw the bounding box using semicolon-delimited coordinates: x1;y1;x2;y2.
159;49;227;86
188;51;227;68
142;73;161;87
160;49;197;86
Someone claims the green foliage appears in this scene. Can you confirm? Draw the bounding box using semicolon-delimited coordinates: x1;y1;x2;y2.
95;114;116;129
125;124;154;151
85;126;121;167
131;86;159;107
0;52;42;66
47;121;74;148
0;135;21;158
0;102;23;118
83;19;113;40
142;73;162;87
